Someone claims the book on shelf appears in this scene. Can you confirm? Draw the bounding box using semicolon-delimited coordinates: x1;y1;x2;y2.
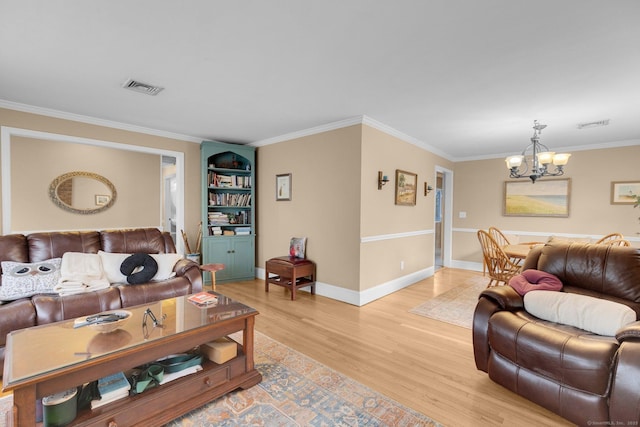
158;365;203;385
208;172;252;189
90;371;131;409
223;230;235;236
235;226;251;235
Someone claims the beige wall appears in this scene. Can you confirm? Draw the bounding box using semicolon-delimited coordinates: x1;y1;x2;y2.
0;108;202;245
359;125;452;290
257;123;454;303
453;144;640;265
12;136;159;231
257;125;362;291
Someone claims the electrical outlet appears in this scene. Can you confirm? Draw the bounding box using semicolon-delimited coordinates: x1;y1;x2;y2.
400;261;405;270
459;211;467;218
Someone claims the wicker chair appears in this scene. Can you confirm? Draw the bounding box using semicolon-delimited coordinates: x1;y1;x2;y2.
488;226;543;265
595;233;624;245
477;229;522;288
600;238;631;247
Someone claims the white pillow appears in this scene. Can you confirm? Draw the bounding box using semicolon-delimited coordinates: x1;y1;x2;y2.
524;291;636;336
149;253;183;281
98;251;183;283
98;251;130;284
0;258;62;301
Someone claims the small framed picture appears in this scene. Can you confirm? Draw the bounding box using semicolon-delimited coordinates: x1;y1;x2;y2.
95;194;110;206
610;181;640;204
276;173;292;201
395;170;417;206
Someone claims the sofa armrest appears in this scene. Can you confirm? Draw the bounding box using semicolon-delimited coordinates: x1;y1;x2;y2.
615;321;640;342
610;337;640;423
479;285;524;311
473;285;523;372
174;258;203;293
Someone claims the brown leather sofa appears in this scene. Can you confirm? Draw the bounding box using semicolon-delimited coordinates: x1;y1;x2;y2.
0;228;202;375
473;241;640;425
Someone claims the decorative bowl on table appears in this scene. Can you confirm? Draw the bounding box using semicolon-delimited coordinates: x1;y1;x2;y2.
74;310;132;333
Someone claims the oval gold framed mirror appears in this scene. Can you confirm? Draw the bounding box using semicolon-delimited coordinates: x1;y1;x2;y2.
49;171;117;214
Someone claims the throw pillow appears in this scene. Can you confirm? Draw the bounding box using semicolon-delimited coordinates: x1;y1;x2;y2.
149;253;183;281
98;251;131;284
0;258;62;301
289;237;307;258
120;253;158;284
508;269;563;296
99;251;182;284
524;291;636;336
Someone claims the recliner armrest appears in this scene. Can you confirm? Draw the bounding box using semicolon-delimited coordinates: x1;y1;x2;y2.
479;285;523;311
615;321;640;342
173;258;203;293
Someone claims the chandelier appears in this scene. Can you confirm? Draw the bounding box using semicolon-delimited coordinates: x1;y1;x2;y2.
505;120;571;183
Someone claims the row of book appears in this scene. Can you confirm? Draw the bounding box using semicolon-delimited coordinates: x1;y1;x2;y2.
208;212;230;225
90;372;130;409
208;211;251;226
207;172;251;189
208;227;251;236
91;358;204;409
208;192;251;207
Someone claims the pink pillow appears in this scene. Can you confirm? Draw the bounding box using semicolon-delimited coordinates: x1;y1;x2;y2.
509;269;563;296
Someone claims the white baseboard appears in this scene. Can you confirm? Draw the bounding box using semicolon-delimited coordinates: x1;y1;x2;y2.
256;266;434;306
450;260;483;272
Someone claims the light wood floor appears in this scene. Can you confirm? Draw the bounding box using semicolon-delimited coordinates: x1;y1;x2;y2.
215;268;574;427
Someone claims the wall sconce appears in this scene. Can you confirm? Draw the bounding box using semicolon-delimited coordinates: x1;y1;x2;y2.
378;171;389;190
424;182;433;196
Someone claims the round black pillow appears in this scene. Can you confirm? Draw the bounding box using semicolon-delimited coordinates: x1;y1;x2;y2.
120;253;158;285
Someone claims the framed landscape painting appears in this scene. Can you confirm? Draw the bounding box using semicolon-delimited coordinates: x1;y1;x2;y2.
610;181;640;204
395;170;417;206
504;178;571;217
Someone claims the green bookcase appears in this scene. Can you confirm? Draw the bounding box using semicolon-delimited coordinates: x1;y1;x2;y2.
201;141;255;283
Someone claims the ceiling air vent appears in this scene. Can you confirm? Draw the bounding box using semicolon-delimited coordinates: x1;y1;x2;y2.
577;119;610;129
122;78;164;96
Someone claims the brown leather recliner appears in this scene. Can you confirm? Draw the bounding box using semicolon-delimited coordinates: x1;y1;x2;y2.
0;228;202;376
473;241;640;425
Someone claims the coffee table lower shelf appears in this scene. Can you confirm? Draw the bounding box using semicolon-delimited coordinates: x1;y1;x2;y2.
69;355;261;427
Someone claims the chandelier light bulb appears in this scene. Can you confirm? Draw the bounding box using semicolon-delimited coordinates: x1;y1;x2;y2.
552;153;571;166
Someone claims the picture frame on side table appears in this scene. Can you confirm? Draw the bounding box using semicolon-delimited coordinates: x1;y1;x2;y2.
504;178;571;217
610;181;640;204
276;173;292;201
395;170;417;206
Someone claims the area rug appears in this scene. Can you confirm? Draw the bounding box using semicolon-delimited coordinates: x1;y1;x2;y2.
409;275;488;329
0;332;441;427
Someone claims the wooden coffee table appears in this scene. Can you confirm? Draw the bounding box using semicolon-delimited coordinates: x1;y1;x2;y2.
2;292;262;426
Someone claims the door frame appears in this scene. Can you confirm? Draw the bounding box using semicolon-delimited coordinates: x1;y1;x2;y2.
435;165;453;267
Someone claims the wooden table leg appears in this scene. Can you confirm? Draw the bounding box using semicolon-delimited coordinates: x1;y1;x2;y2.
13;385;36;426
244;316;255;372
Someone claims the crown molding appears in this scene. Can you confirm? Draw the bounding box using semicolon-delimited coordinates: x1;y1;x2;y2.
250;116;364;147
455;138;640;162
360;116;454;161
0;99;202;143
251;114;456;161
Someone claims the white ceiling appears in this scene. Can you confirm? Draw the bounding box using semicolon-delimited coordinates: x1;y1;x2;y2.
1;0;639;161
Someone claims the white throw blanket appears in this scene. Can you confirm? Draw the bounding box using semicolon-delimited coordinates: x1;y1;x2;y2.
55;252;110;296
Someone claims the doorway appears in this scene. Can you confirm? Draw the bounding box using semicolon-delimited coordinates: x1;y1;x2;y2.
434;172;444;270
434;166;453;269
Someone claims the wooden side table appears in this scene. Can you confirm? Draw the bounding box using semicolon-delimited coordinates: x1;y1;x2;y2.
200;263;225;290
265;256;316;300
